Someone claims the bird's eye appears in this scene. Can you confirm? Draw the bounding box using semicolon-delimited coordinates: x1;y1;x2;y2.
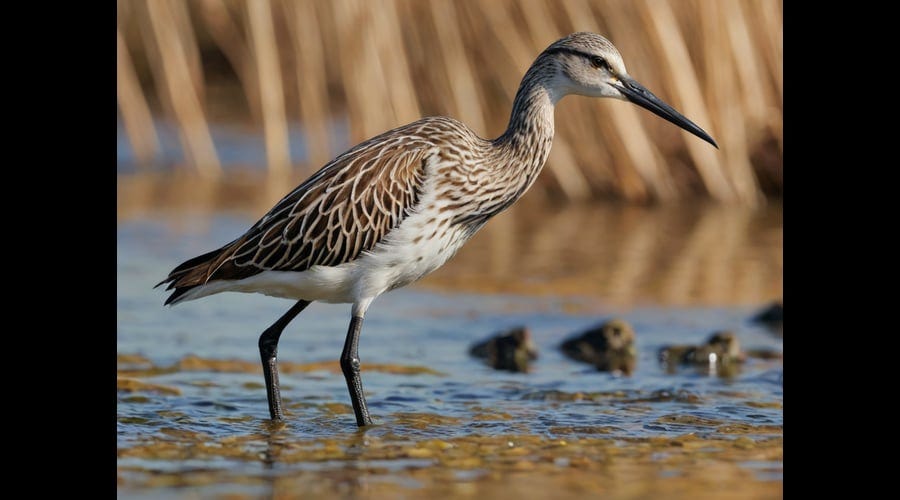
591;57;609;71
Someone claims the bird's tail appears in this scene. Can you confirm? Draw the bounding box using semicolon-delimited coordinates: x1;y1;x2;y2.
156;247;227;305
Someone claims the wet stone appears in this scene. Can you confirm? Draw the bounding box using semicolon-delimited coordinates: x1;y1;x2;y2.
559;319;637;375
469;326;539;373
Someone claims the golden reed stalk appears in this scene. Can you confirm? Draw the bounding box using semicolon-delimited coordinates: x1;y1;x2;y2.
117;0;783;205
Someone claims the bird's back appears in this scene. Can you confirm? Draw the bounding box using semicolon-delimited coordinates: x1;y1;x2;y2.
159;116;494;305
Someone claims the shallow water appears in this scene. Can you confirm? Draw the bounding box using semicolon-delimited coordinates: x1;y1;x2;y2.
117;199;782;499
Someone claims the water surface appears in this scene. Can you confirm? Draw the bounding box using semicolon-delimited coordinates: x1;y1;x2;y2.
117;193;782;499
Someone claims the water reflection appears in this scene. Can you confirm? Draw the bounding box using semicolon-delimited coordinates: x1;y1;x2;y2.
118;174;782;306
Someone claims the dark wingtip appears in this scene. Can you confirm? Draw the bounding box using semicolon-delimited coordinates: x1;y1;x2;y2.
163;286;198;306
157;246;229;299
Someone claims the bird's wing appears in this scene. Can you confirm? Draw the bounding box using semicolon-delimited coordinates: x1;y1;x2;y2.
163;127;437;290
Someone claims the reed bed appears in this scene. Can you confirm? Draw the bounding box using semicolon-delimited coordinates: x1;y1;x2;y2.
116;0;783;205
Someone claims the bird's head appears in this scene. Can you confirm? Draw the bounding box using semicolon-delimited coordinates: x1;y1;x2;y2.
543;32;717;148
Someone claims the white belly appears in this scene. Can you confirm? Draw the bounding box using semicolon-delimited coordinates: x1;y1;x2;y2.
177;209;473;306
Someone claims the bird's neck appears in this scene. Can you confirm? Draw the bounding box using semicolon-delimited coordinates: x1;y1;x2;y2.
442;62;561;229
492;62;560;197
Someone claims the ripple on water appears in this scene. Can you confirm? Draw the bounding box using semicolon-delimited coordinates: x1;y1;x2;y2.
118;210;782;497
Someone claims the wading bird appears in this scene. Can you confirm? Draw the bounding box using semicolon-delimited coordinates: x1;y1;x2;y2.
159;32;717;427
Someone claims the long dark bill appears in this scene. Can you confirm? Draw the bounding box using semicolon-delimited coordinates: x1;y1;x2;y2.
616;77;718;148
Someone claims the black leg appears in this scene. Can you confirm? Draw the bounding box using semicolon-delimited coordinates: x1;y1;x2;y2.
340;316;373;427
258;300;311;421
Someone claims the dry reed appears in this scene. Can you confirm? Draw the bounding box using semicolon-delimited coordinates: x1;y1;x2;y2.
116;0;783;205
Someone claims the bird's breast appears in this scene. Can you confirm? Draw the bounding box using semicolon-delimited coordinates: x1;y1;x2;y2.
353;207;473;297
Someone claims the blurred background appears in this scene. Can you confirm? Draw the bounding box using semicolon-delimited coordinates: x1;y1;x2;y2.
117;0;783;305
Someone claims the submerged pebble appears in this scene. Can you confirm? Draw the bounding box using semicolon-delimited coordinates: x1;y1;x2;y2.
559;319;637;375
469;326;539;372
751;300;783;336
659;331;745;377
